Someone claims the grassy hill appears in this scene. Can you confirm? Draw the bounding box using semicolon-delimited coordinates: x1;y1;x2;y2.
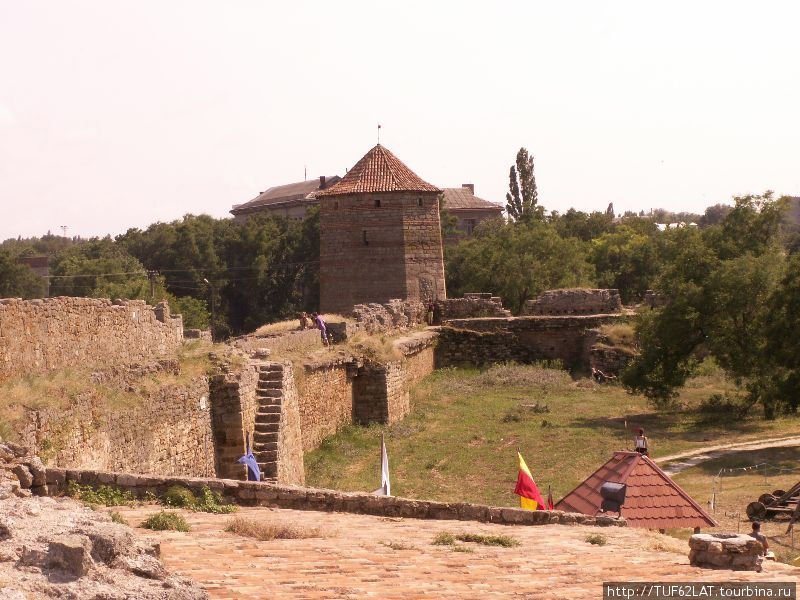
305;363;800;508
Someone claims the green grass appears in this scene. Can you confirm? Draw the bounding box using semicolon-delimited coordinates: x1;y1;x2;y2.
305;364;800;507
432;532;455;546
456;533;520;547
66;481;135;507
586;534;607;546
140;511;190;532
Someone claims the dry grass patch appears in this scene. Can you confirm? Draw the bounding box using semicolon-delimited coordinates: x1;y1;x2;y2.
225;516;325;541
254;314;353;336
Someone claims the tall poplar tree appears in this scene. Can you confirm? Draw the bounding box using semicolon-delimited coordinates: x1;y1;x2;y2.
505;147;543;221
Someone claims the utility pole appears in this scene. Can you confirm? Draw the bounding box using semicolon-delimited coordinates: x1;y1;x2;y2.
203;278;215;341
147;271;157;299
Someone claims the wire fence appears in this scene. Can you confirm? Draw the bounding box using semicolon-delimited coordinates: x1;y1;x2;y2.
707;461;800;553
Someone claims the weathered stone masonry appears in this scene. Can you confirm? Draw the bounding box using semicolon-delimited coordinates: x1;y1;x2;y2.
0;297;183;382
435;315;624;370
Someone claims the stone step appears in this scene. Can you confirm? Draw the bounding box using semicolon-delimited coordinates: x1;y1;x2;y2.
257;381;283;390
259;371;283;382
258;365;283;373
256;387;283;397
254;440;279;451
254;450;278;461
253;431;278;443
257;405;281;415
254;422;280;433
255;413;281;424
258;461;278;475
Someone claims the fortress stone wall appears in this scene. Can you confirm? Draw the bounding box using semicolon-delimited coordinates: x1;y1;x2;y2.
436;315;624;370
0;297;183;382
19;371;214;478
522;289;622;316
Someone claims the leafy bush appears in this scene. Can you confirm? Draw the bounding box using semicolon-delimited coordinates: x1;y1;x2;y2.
66;481;134;507
160;485;236;514
161;485;196;508
109;511;128;526
140;511;190;532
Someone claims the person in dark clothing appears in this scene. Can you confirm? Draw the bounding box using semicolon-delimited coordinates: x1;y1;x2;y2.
634;428;649;455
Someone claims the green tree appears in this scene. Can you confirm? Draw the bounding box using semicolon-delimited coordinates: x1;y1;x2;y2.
0;250;46;298
446;219;594;312
505;148;543;222
589;226;662;303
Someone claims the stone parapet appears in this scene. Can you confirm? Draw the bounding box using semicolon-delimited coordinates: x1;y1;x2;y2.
33;467;626;528
436;294;511;322
689;533;764;571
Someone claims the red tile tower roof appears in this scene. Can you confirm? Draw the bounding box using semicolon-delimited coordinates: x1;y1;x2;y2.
316;144;441;197
555;451;717;529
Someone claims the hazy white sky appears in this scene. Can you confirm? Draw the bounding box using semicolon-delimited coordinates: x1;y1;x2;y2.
1;1;798;240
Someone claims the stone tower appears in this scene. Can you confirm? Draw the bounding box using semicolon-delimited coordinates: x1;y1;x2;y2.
317;144;447;315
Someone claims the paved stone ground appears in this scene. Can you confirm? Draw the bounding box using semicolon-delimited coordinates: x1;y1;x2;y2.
116;505;799;599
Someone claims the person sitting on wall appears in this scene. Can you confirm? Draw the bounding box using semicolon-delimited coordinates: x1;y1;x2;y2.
311;312;330;346
299;312;309;330
750;521;770;556
634;428;649;456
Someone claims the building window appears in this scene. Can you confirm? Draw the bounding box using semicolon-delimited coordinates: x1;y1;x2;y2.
334;201;339;210
417;198;423;207
363;230;369;246
375;199;381;208
466;219;477;235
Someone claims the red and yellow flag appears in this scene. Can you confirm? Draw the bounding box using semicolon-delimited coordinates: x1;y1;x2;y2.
514;452;547;511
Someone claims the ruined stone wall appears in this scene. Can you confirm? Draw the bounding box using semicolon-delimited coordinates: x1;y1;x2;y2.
522;289;622;316
0;297;183;382
209;362;259;480
436;293;511;322
354;338;436;425
435;315;624;370
19;375;214;477
295;358;356;452
274;363;305;485
352;299;426;334
320;191;446;315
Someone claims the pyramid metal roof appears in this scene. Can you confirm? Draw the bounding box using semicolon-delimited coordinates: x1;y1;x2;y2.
555;451;717;529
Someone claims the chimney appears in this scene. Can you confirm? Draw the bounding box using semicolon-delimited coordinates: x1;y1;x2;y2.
462;183;474;194
319;175;326;189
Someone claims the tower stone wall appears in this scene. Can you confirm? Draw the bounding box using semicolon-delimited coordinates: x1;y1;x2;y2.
320;191;446;315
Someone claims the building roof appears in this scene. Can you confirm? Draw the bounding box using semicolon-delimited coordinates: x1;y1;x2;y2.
231;176;340;214
442;186;503;212
555;451;717;529
317;144;440;197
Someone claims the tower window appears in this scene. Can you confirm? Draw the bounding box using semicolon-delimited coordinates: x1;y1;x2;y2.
417;197;423;207
374;199;381;208
363;230;369;246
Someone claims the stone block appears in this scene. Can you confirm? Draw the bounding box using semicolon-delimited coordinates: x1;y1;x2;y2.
48;534;94;577
96;472;116;485
45;468;66;485
25;457;46;487
11;465;33;488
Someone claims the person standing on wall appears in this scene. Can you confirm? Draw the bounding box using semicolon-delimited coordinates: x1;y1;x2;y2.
312;312;330;346
634;428;649;456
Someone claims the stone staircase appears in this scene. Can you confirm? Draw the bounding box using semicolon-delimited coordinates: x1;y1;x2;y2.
252;363;285;482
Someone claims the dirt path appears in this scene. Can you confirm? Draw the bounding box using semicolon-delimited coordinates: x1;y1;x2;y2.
656;436;800;475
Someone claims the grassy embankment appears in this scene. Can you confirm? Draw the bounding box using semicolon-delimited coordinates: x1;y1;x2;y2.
305;363;800;508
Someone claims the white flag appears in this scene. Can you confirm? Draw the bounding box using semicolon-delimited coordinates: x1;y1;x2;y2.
373;434;391;496
381;434;390;496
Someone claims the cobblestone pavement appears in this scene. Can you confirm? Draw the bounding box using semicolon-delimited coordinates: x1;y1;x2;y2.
118;505;799;599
